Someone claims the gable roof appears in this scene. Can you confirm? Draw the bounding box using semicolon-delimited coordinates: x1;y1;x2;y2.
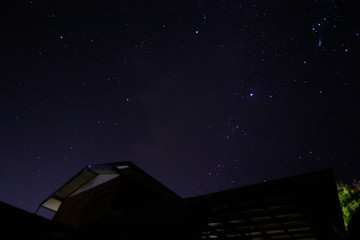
40;161;181;212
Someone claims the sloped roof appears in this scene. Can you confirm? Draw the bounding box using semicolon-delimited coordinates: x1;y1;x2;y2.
40;161;180;212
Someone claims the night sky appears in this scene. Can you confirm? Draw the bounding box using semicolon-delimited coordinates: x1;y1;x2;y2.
1;0;360;216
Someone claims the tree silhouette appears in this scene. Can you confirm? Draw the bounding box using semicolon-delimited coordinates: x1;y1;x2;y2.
337;180;360;231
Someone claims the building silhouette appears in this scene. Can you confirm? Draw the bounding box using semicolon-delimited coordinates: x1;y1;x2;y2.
3;162;348;239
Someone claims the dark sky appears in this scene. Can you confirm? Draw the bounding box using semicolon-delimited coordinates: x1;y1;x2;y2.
1;0;360;215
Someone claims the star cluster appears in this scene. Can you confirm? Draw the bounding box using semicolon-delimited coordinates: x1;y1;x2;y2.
1;0;360;214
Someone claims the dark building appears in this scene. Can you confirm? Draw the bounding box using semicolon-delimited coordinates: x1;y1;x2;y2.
39;162;183;239
185;168;346;240
6;161;347;239
0;201;74;239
